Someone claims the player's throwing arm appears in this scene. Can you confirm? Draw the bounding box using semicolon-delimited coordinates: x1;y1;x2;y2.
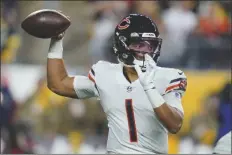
21;9;97;99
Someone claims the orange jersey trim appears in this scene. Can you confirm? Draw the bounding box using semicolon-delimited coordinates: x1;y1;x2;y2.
88;73;95;83
165;84;180;92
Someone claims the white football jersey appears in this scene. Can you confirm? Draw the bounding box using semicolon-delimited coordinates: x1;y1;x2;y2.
213;131;232;154
73;61;187;154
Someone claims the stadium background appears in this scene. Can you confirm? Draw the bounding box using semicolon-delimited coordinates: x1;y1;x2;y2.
1;0;231;154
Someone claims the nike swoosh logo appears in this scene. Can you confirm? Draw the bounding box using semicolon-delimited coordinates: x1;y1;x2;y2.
178;72;183;75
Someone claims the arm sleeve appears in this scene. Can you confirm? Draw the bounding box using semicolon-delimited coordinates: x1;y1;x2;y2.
163;71;187;114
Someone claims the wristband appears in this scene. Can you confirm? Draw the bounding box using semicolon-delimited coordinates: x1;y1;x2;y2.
48;38;63;59
145;88;165;108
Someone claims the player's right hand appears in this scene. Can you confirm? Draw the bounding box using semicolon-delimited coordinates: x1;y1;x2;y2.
134;54;157;91
51;32;65;40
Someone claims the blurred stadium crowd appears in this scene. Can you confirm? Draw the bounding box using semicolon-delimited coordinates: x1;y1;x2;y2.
1;0;231;154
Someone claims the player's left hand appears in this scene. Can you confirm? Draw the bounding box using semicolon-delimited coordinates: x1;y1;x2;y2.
134;54;157;91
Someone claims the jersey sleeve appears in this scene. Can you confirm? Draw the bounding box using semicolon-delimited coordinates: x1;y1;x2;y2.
73;76;99;99
73;63;99;99
163;70;187;114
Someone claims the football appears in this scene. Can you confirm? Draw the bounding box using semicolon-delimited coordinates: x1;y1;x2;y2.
21;9;71;39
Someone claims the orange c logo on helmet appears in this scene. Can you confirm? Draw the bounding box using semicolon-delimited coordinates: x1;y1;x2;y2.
118;17;130;30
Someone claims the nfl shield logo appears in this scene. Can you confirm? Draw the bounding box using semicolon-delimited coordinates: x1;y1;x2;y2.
127;86;132;92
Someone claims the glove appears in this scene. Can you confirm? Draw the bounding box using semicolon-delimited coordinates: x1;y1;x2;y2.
134;54;157;91
134;54;165;108
51;32;65;40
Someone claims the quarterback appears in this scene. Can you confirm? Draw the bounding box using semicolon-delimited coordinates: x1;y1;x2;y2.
47;14;187;154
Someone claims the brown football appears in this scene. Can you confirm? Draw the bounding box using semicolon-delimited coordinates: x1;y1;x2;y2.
21;9;71;38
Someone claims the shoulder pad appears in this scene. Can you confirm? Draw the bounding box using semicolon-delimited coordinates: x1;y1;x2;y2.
156;67;187;95
165;68;187;94
88;61;114;83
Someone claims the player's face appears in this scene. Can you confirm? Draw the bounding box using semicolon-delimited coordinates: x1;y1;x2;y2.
128;41;154;60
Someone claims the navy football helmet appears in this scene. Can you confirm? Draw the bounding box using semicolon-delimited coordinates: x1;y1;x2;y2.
113;14;162;67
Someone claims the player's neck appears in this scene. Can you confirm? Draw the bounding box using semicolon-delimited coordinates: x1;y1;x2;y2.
123;66;138;83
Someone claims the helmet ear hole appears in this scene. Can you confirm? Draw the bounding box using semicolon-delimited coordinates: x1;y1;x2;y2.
113;46;118;55
122;53;128;59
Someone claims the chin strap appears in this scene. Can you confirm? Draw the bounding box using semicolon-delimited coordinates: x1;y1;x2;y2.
118;56;146;70
118;58;133;68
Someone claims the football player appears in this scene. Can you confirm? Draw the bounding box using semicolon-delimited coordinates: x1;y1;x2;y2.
46;14;187;154
213;83;231;154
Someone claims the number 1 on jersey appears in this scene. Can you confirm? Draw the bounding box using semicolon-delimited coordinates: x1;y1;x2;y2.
125;99;138;142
